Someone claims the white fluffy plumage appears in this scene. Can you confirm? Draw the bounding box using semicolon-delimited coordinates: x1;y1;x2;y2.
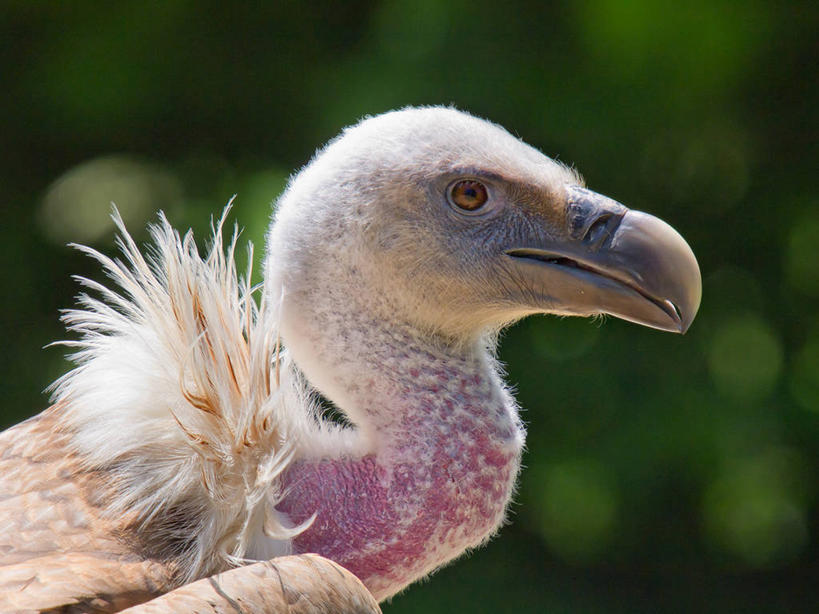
51;204;314;580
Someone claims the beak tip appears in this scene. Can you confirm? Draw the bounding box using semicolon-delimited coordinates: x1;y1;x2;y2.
673;286;701;335
623;211;702;335
680;266;703;335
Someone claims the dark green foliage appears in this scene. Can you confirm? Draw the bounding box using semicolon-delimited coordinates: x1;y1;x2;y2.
2;2;818;611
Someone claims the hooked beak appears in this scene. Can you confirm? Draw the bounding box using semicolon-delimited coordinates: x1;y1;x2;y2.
504;186;701;333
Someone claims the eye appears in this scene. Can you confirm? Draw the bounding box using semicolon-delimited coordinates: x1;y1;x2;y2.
449;180;489;212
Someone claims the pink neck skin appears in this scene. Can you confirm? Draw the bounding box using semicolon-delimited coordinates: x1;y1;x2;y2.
276;309;524;601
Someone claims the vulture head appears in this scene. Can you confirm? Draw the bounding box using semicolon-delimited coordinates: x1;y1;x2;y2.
268;107;699;391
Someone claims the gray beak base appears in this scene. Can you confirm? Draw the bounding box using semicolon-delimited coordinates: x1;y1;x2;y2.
505;188;702;333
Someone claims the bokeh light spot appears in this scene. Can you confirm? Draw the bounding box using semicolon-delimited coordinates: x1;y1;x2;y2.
39;156;183;244
530;459;618;562
785;211;819;298
790;327;819;413
706;314;782;403
575;0;769;93
703;449;809;567
640;122;750;212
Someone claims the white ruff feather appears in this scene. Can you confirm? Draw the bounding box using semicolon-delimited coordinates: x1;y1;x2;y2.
51;204;310;580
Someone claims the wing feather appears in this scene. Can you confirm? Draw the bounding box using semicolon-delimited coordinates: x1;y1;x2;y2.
0;411;176;612
121;555;381;614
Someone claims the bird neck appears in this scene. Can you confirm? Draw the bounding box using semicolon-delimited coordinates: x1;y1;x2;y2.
274;281;524;601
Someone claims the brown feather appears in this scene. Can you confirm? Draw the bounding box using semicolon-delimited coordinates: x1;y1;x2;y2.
0;410;379;612
0;408;177;612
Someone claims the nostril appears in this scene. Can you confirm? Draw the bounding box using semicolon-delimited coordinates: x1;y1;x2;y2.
566;185;628;247
582;213;616;248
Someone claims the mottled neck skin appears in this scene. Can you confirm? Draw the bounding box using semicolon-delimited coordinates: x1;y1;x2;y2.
276;284;524;601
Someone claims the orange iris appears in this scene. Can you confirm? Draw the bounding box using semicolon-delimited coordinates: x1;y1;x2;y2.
450;180;488;211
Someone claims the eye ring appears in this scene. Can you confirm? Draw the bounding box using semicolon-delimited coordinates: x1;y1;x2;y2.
448;179;489;213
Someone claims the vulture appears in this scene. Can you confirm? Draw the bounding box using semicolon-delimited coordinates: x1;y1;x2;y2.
0;107;701;613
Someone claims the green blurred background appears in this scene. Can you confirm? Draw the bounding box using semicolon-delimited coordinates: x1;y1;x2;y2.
2;2;818;612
